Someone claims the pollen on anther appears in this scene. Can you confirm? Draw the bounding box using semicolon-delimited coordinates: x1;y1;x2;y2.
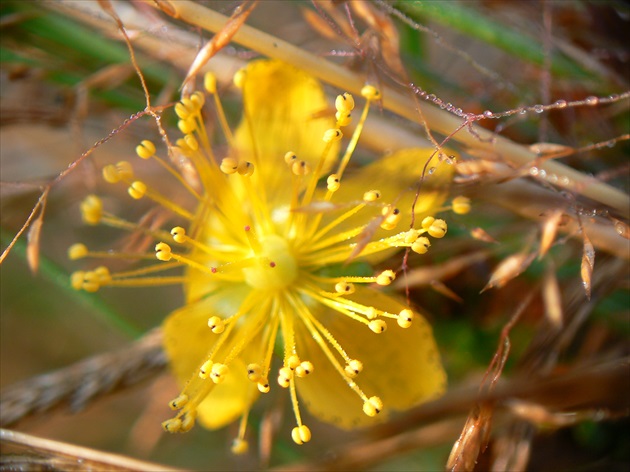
155;242;173;261
452;196;471;214
237;161;255;176
204;72;217;94
380;206;401;230
292;160;311;176
207;316;225;334
171;226;187;243
345;359;363;378
136;140;156;159
211;363;229;384
199;359;213;379
221;157;239;175
128;181;147;200
368;319;387;333
323;128;343;143
335;92;354;112
361;85;381;100
295;361;314;377
335;281;355;294
427;219;448;238
412;237;431;254
68;243;88;260
162;418;182;433
257;380;270;393
80;195;103;225
327;174;340;192
362;396;383;416
363;190;381;202
376;270;396;286
247;363;263;382
277;367;292;388
231;438;248;455
284;151;298;166
169;394;189;410
292;425;312;445
398;309;415;328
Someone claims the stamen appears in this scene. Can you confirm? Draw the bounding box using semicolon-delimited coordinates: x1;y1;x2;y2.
452;196;471;214
422;217;448;238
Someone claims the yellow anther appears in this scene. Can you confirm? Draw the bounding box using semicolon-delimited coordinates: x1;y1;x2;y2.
162;418;182;433
155;242;173;261
233;68;246;89
335;110;352;127
80;195;103;225
94;266;111;283
169;394;189;410
323;128;343;143
171;226;187;243
452;196;471;215
207;316;225;334
365;307;378;320
411;236;431;254
174;101;190;120
361;85;381;100
198;359;213;379
211;363;229;384
287;355;301;370
220;157;239;175
80;271;100;292
421;216;435;230
247;363;263;382
70;271;85;290
115;161;134;180
292;160;311;176
345;359;363;378
178;118;195;135
362;396;383;417
368;319;387;333
102;164;119;183
231;438;249;455
295;361;314;378
257;379;270;393
237;161;255;176
427;219;448;238
376;269;396;286
404;229;420;244
136;140;156;159
128;181;147;199
190;91;205;109
327;174;340;192
380;206;401;230
291;425;312;445
398;309;415;328
204;72;217;94
335;92;355;112
184;134;199;151
363;190;381;202
68;243;88;260
180;411;197;432
277;367;292;388
335;281;355;294
180;97;195;112
284;151;298;166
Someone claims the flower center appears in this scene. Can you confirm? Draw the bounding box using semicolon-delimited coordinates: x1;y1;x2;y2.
243;234;298;290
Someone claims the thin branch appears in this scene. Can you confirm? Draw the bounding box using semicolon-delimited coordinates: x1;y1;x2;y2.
0;329;166;428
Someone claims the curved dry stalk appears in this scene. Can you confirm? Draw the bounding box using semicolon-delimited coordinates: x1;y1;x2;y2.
146;0;629;217
0;329;165;428
0;428;179;472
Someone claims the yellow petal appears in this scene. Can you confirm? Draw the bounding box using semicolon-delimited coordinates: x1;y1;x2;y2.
163;283;258;429
338;148;453;227
295;285;446;429
234;60;339;198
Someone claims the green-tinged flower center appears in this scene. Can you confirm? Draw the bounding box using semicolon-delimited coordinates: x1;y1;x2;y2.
243;235;298;290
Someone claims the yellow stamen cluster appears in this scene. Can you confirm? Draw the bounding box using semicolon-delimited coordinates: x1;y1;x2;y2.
69;62;450;450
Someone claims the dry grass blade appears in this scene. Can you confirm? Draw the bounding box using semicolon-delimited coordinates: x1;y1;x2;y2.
481;251;536;293
0;330;165;427
446;404;493;472
581;230;595;300
0;428;179;472
25;187;48;274
539;209;564;258
542;264;563;329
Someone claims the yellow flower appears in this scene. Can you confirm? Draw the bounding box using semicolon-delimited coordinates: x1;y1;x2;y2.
71;60;453;449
